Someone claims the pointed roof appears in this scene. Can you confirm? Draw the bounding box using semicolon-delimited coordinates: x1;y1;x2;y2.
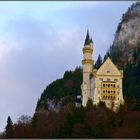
84;29;91;46
96;57;122;76
90;37;93;44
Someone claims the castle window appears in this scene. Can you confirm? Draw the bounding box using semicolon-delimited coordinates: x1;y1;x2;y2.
103;84;105;87
107;70;110;73
108;90;110;93
103;90;105;93
113;91;115;93
113;84;115;88
100;78;103;81
117;85;119;88
114;79;118;82
107;78;110;81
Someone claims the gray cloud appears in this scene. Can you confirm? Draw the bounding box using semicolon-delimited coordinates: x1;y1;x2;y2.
0;14;84;131
50;1;133;58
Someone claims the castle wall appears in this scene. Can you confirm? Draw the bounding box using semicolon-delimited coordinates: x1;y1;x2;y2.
92;75;124;110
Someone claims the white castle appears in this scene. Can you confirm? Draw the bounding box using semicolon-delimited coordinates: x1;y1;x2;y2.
81;30;124;110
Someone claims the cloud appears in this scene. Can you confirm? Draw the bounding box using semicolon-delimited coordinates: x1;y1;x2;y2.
49;1;133;59
0;14;84;131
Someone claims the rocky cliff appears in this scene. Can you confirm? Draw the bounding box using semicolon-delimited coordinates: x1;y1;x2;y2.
109;2;140;68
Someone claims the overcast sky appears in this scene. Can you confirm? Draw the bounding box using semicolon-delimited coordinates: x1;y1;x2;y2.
0;1;133;132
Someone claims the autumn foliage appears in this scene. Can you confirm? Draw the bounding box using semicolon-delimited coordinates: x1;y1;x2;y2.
1;98;140;138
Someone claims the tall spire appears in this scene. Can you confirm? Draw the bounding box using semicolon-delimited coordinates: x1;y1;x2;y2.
84;29;91;46
90;37;93;44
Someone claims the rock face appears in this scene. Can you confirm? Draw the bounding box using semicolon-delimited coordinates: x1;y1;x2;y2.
111;2;140;68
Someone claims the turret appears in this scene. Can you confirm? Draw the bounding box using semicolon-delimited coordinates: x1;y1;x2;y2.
81;30;94;106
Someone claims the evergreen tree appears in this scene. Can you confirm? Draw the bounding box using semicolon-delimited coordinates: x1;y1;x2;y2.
95;54;102;69
98;101;106;108
5;116;14;138
86;98;93;110
31;114;38;128
116;104;125;127
103;50;110;62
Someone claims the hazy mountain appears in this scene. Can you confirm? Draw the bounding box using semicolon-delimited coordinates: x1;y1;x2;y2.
108;2;140;68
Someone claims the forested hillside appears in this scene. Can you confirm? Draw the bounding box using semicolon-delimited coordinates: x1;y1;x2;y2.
36;67;82;111
1;99;140;138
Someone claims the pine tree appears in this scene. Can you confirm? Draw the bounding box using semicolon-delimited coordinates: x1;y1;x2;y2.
103;50;110;62
31;114;38;128
5;116;14;138
86;98;93;110
95;54;102;69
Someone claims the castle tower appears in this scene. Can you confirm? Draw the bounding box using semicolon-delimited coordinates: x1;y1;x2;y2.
81;30;94;106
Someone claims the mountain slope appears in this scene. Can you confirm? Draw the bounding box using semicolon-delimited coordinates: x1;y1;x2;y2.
108;2;140;68
36;67;82;111
105;2;140;98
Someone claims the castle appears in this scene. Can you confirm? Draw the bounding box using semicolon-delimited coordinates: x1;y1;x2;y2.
81;30;124;110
